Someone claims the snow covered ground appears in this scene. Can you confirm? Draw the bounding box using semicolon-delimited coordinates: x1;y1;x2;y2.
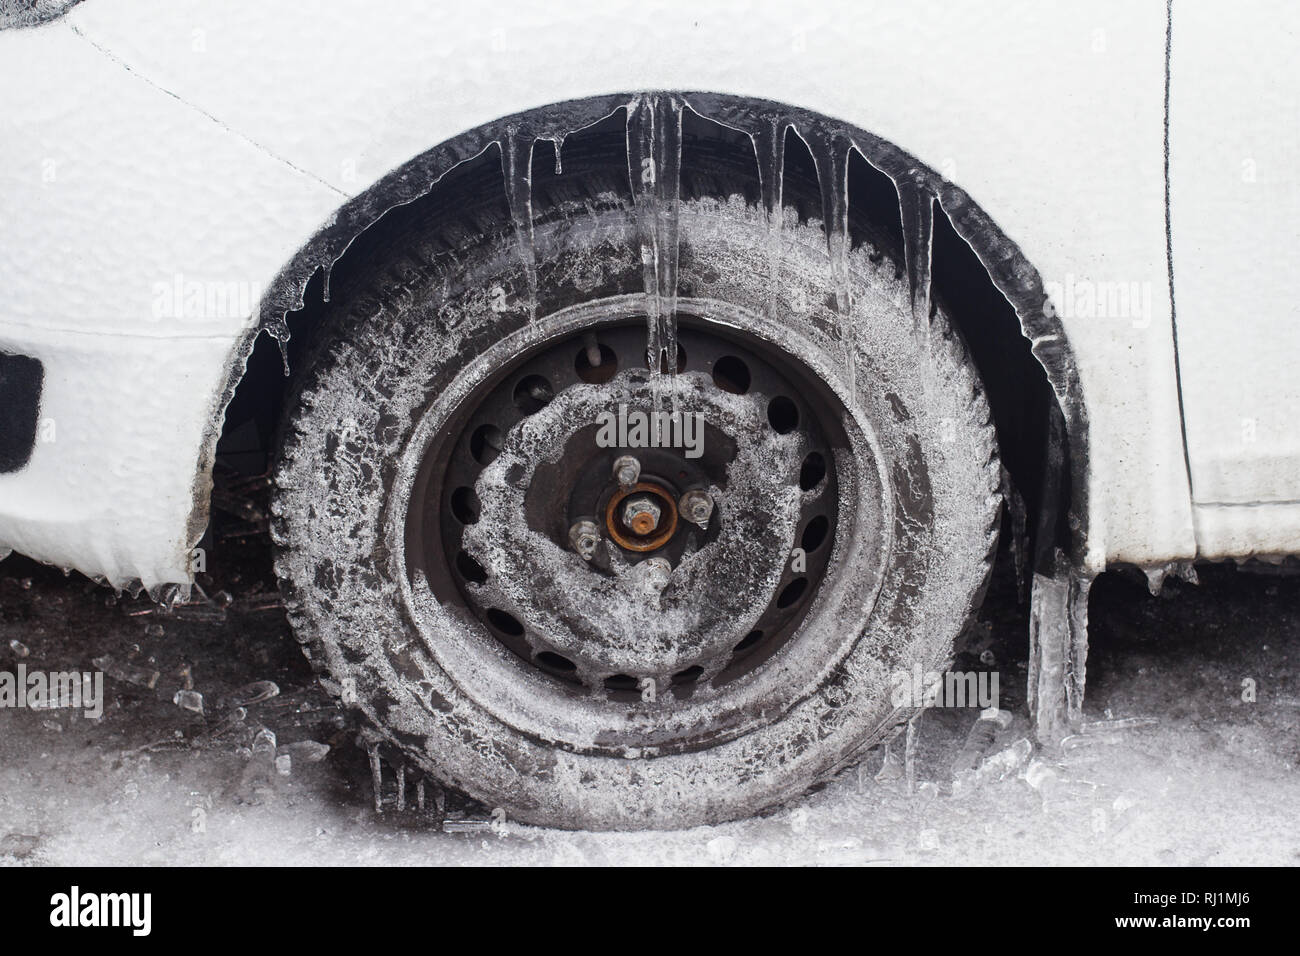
1;540;1297;866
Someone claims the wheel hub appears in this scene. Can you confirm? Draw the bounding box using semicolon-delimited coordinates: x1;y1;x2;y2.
425;317;844;700
463;367;807;683
606;482;677;551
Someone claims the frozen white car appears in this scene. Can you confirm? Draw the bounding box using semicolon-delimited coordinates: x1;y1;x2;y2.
1;0;1296;828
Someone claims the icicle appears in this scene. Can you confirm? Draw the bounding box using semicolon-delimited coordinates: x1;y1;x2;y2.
366;742;383;814
897;172;936;411
627;97;661;406
655;97;684;413
805;129;855;403
1003;466;1029;602
502;127;539;321
897;173;935;341
550;134;565;175
272;328;290;377
752;116;788;320
626;94;684;411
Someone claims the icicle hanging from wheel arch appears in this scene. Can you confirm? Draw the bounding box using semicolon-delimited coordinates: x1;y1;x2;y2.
626;94;685;412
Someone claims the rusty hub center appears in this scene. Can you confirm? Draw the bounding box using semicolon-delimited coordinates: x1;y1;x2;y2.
605;482;678;552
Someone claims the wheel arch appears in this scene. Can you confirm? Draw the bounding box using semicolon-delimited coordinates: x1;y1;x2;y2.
201;91;1090;581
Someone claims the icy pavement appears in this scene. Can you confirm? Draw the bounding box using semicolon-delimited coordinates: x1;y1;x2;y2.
1;542;1298;866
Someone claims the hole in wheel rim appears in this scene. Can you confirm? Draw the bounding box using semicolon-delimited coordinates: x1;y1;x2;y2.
801;515;829;553
470;424;503;464
711;355;750;394
776;577;809;609
486;607;524;636
450;486;480;524
671;665;704;685
648;344;688;374
767;395;799;434
576;344;619;384
536;651;577;673
455;550;488;583
513;375;554;414
799;451;826;491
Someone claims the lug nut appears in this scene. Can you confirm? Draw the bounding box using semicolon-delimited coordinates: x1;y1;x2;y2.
613;455;641;490
622;496;662;535
638;557;672;594
678;489;714;528
568;519;601;561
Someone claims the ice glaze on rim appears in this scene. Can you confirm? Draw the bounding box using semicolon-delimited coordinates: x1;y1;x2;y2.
397;296;894;755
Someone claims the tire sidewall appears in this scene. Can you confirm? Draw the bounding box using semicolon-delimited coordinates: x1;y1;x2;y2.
274;196;999;829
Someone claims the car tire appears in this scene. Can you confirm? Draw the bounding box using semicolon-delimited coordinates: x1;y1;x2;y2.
271;149;1001;830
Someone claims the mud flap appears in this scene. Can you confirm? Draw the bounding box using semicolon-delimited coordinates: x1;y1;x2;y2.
1028;549;1094;744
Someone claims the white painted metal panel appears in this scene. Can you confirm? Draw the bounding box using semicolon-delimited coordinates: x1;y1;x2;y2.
0;0;1205;585
1168;1;1300;555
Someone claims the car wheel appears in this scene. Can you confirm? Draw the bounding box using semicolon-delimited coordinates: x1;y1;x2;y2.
271;142;1001;830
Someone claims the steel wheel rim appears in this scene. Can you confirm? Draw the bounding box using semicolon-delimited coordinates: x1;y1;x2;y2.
396;295;894;756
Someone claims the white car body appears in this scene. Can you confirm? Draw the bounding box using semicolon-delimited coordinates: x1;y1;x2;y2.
0;0;1295;590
